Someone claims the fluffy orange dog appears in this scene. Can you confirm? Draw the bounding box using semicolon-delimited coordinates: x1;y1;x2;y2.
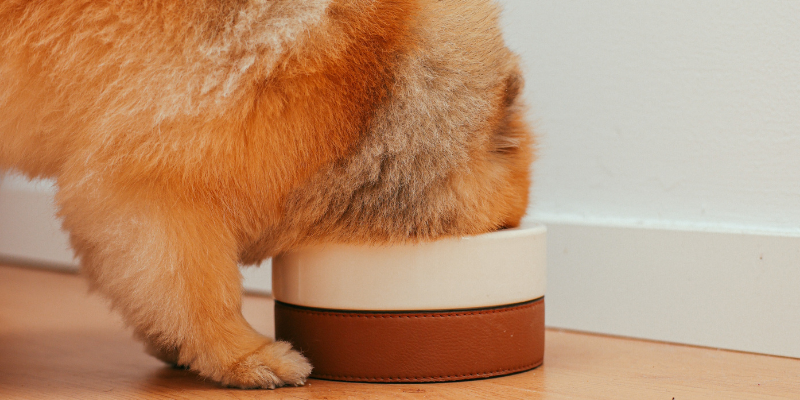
0;0;533;389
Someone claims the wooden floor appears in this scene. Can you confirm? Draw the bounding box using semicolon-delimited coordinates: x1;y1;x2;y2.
1;264;798;399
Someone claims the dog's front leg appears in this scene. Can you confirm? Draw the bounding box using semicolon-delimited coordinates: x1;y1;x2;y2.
56;178;311;389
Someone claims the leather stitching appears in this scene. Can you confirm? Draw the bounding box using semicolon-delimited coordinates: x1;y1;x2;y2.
277;299;541;319
311;361;542;382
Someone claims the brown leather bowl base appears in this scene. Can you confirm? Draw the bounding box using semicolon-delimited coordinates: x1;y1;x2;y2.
274;298;544;383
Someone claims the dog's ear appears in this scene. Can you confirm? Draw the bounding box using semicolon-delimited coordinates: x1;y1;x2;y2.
482;66;533;230
503;68;524;108
492;69;527;156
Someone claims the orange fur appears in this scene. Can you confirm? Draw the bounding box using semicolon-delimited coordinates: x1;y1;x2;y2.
0;0;534;388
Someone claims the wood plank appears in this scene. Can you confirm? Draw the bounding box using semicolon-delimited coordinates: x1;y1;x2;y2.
0;264;798;399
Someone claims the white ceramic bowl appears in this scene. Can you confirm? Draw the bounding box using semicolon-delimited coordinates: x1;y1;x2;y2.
272;220;546;311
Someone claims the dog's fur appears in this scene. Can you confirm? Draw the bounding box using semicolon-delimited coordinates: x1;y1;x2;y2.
0;0;533;389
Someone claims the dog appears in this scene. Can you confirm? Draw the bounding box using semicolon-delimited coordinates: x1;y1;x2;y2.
0;0;533;389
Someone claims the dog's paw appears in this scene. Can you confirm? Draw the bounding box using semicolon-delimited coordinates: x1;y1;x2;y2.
222;341;312;389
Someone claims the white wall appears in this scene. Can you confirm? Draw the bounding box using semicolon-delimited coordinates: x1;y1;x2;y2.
501;0;800;232
499;0;800;357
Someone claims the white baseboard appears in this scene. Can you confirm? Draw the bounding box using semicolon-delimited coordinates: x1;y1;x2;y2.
0;176;271;294
0;178;74;270
542;220;800;359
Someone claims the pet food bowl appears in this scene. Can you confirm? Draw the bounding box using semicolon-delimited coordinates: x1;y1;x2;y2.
272;221;546;382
